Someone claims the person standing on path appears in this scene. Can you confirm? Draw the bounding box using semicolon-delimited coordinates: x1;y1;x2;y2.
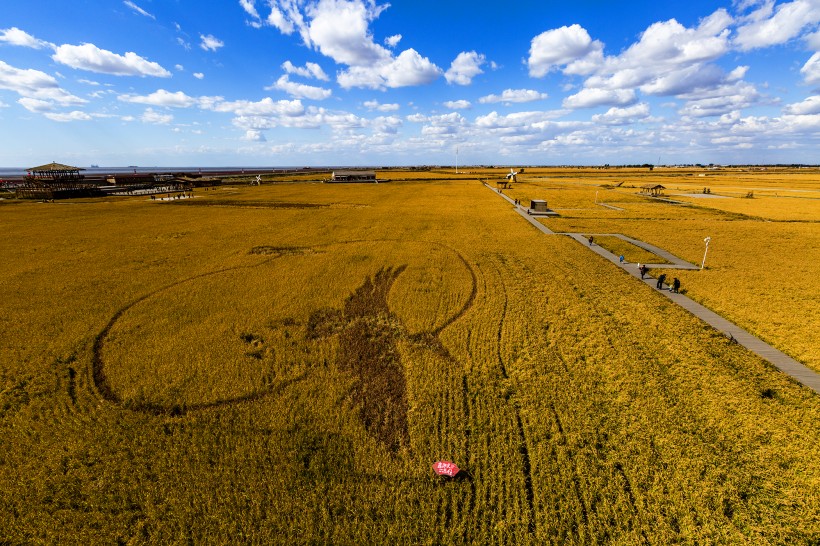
619;254;625;263
656;273;667;289
588;235;594;246
672;277;681;293
639;264;646;279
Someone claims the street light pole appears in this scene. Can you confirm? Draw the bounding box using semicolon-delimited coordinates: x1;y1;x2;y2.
701;236;711;269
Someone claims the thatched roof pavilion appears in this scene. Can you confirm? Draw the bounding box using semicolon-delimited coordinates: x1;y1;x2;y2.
640;184;665;197
26;162;85;183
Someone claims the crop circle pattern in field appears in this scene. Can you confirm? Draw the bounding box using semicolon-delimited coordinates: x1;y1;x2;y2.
93;240;476;414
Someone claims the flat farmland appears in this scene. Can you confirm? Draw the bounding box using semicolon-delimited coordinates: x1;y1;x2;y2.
505;167;820;372
2;172;819;544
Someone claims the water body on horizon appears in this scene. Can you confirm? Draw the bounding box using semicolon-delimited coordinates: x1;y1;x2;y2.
0;166;329;178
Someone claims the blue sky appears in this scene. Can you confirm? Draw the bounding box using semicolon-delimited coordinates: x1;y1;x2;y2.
1;0;819;167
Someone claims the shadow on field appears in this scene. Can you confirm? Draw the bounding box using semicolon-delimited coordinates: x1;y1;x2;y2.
308;266;410;453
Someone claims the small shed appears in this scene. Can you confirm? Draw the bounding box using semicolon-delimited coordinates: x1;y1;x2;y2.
640;184;665;197
329;170;377;183
527;199;559;216
530;199;549;212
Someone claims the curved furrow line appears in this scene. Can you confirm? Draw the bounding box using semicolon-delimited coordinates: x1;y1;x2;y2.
90;254;287;413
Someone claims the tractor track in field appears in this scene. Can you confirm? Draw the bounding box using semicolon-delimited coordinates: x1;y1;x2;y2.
488;256;536;535
558;264;640;531
514;253;637;537
431;244;478;337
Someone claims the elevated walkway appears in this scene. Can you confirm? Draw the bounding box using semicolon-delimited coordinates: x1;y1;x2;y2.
486;183;820;394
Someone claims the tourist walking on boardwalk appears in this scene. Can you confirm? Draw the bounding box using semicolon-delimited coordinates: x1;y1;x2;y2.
656;273;667;289
588;235;594;246
672;277;681;293
638;264;647;279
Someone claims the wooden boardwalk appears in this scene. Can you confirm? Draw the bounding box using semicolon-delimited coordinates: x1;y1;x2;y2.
487;184;820;394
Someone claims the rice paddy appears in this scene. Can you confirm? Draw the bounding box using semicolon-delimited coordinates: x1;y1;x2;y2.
1;167;819;544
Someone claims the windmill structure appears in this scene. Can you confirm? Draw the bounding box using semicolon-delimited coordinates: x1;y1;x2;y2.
505;168;520;183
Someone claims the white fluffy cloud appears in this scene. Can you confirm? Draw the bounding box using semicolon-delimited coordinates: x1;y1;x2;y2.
445;51;486;85
589;10;733;91
783;95;820;114
141;108;173;124
227;103;400;136
44;110;93;122
269;75;332;99
0;60;87;106
305;0;389;65
243;129;267;142
250;0;442;89
282;60;329;81
734;0;820;50
385;34;401;47
363;100;399;111
18;97;55;113
801;52;820;85
200;34;224;52
0;27;53;49
528;24;603;77
409;112;465;137
479;89;548;104
563;88;637;109
337;48;441;89
118;89;199;107
475;110;571;130
52;43;171;77
677;81;761;117
210;97;305;117
591;103;652;125
806;28;820;49
539;10;758;116
638;64;727;96
240;0;261;21
443;100;471;110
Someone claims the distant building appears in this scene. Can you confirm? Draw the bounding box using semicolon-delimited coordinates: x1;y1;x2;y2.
106;173;174;186
329;170;377;183
17;162;99;199
25;162;85;183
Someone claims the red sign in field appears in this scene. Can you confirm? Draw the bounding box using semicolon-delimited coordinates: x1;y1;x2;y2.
432;461;460;477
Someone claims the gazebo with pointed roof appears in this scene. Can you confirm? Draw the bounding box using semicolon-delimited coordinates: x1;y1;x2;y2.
26;162;85;183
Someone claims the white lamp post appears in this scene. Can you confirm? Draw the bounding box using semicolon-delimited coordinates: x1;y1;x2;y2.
701;236;711;269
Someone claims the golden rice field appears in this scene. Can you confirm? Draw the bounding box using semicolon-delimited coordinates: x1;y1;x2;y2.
584;236;671;265
1;169;819;544
505;167;820;372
